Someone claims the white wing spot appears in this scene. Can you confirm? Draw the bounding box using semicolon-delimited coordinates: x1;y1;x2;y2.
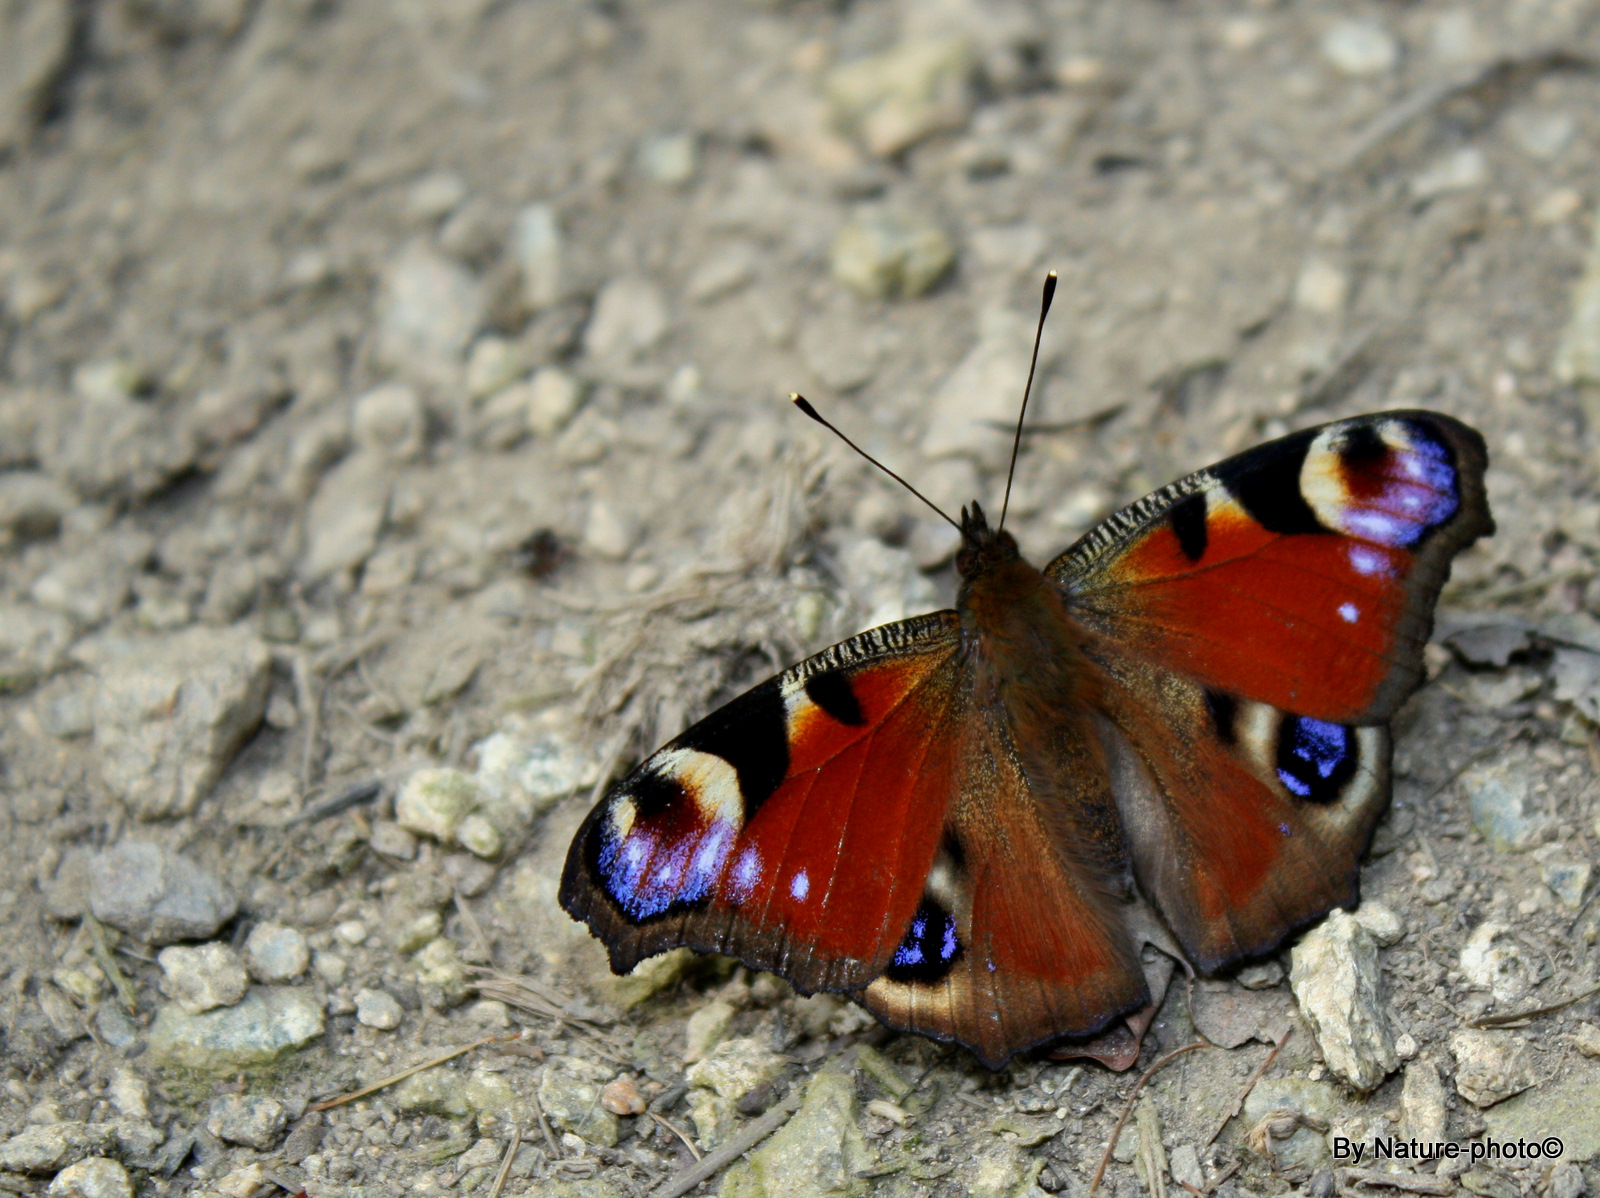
1338;602;1360;623
789;869;810;901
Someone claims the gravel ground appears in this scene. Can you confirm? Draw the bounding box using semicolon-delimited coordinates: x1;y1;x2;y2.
3;1;1600;1196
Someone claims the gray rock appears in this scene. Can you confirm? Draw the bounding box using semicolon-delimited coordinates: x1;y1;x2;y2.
299;453;391;581
0;1123;116;1173
354;988;403;1030
368;820;417;860
405;170;468;222
45;1156;133;1198
78;626;272;819
395;767;481;844
107;1070;149;1122
512;203;565;310
1556;216;1600;386
719;1068;868;1198
1289;910;1398;1091
1169;1145;1203;1192
206;1094;288;1150
686;241;758;303
683;999;737;1065
88;842;237;945
375;241;485;385
826;36;974;158
1451;1029;1537;1108
0;601;74;689
1461;755;1551;852
830;207;955;300
29;537;148;626
1241;1077;1344;1178
1543;858;1591;909
94;1005;139;1052
921;306;1032;462
538;1058;621;1147
1399;1060;1447;1144
687;1037;786;1148
1548;1164;1587;1198
157;943;249;1014
147;986;325;1073
583;277;669;364
1320;20;1398;75
0;470;75;544
1460;921;1534;1004
1411;147;1487;201
37;398;197;502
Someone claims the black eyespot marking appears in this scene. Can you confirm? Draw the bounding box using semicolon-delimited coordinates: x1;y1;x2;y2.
1275;715;1357;804
629;770;685;821
1336;421;1388;465
1168;493;1208;563
940;830;967;871
805;670;865;726
1214;428;1326;536
677;678;789;814
1204;689;1237;745
883;897;962;985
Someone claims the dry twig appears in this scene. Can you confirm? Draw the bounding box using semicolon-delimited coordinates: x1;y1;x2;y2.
487;1126;522;1198
1338;1168;1454;1195
1203;1028;1292;1148
307;1033;513;1112
652;1085;804;1198
1089;1043;1210;1198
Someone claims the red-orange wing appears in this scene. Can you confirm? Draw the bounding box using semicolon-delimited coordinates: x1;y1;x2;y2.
561;611;1150;1066
1049;411;1492;724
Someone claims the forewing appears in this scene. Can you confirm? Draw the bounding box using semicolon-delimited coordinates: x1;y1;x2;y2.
1049;411;1492;724
560;612;965;993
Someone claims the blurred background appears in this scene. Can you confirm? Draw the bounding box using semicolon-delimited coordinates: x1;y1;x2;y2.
2;1;1600;1195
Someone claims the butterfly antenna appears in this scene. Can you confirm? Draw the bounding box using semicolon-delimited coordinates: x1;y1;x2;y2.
998;269;1058;533
790;393;960;530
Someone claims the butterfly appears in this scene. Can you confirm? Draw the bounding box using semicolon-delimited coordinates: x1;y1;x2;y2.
560;286;1491;1067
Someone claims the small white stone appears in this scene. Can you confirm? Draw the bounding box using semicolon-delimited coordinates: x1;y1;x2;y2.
584;277;669;362
334;919;369;947
352;383;425;461
1169;1144;1204;1192
1460;921;1533;1004
108;1069;149;1121
1411;147;1487;200
684;1000;737;1064
1508;110;1577;161
1321;20;1399;76
396;767;482;844
1289;910;1398;1091
1294;259;1349;315
1450;1028;1537;1107
405;170;468;222
46;1157;133;1198
312;950;347;986
355;988;404;1030
637;131;698;186
455;812;504;859
244;922;310;983
527;367;584;436
157;943;249;1015
465;336;526;400
512;203;564;310
584;499;637;560
1353;901;1405;947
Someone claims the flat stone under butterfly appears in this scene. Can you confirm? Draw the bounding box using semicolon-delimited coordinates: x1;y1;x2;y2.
560;273;1493;1069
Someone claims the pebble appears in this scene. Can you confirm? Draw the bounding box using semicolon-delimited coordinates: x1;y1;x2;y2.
1411;147;1487;200
157;943;249;1014
334;918;368;946
1461;756;1551;852
87;841;238;945
0;1123;117;1173
1241;1077;1340;1177
1236;961;1285;990
392;1065;518;1122
686;241;758;303
0;470;75;545
1459;921;1533;1004
526;367;584;436
464;335;526;400
243;922;310;983
1541;858;1590;909
601;1077;646;1116
1575;1023;1600;1058
107;1071;148;1122
455;812;504;859
511;202;565;310
539;1058;620;1146
374;241;486;385
77;626;272;819
1169;1144;1203;1192
396;767;482;844
45;1157;132;1198
1399;1060;1448;1143
1320;20;1399;76
30;540;143;626
1353;901;1404;947
412;937;467;993
583;277;669;363
1294;259;1349;315
602;947;692;1010
354;988;404;1030
0;0;72;150
687;1037;786;1148
0;601;74;687
719;1068;868;1196
636;131;698;186
351;383;426;462
205;1094;288;1150
368;819;418;861
147;986;325;1073
1288;909;1398;1091
583;499;637;560
394;910;442;954
1556;216;1600;386
405;170;468;222
41;395;196;502
1450;1029;1537;1107
299;453;391;581
1506;109;1576;161
830;207;955;300
684;999;737;1064
826;36;974;158
311;950;346;986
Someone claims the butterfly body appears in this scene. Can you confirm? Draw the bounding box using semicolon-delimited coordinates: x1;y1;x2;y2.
561;410;1492;1067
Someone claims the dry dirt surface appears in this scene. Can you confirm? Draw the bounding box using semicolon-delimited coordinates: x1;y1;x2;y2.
3;0;1600;1196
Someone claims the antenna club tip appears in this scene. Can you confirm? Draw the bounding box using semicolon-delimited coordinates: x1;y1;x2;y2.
1047;269;1058;278
788;392;802;401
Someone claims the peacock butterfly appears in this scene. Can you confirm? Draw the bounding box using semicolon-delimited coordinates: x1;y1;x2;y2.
559;274;1493;1069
